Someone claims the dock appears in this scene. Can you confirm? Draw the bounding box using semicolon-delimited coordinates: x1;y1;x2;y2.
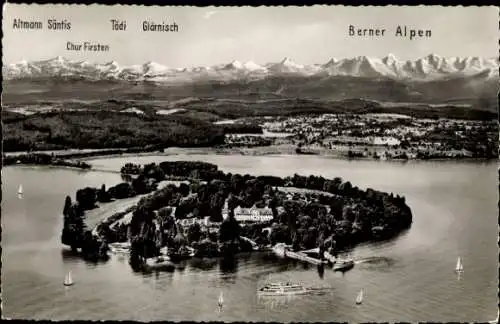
285;250;329;266
324;251;336;264
299;247;337;264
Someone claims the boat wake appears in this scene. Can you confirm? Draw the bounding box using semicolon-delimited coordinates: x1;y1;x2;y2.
354;256;394;267
305;287;332;295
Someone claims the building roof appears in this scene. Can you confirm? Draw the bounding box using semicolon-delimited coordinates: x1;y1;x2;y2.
234;206;273;216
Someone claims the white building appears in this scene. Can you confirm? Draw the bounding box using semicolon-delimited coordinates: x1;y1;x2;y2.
221;199;274;223
234;206;273;222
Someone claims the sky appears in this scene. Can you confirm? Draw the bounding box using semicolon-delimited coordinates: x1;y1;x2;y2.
2;4;498;67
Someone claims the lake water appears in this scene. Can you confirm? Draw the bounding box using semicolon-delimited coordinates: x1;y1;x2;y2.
2;155;498;322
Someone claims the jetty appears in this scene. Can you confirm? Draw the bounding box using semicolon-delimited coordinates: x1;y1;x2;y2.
324;251;336;264
271;244;331;266
300;247;337;264
285;250;329;266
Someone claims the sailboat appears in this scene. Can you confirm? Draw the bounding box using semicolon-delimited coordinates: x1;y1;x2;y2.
63;271;74;286
455;257;464;273
355;289;364;305
218;292;224;308
18;184;23;195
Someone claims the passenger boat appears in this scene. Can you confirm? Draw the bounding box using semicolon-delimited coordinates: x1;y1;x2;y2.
109;242;131;254
333;259;355;272
145;256;175;271
258;282;309;296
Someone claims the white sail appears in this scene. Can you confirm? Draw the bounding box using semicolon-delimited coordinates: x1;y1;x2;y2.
18;184;23;195
218;292;224;305
356;289;364;304
455;257;463;272
64;271;74;286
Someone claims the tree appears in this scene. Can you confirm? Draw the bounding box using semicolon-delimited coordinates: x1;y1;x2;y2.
63;195;72;216
339;181;352;194
269;224;291;245
76;187;97;210
129;237;146;271
61;202;86;251
179;183;190;197
132;175;149;195
219;217;241;243
187;223;202;244
97;184;111;203
283;200;303;233
110;182;133;199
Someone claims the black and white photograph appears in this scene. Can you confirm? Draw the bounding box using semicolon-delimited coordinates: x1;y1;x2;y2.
1;4;498;322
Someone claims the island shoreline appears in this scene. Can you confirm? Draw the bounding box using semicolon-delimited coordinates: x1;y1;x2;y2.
59;160;413;269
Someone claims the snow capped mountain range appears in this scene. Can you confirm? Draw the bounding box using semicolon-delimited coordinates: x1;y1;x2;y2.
4;54;498;82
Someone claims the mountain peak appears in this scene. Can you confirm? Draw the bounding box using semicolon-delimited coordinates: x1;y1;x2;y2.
383;53;398;64
230;60;243;67
51;56;66;63
323;58;338;67
243;61;265;71
277;57;303;68
221;60;244;70
426;53;442;62
144;61;168;68
280;57;302;66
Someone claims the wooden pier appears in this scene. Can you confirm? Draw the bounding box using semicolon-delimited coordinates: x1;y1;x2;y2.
284;250;329;266
323;251;337;264
299;247;337;264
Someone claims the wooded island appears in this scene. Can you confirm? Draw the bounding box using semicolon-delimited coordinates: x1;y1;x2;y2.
61;161;413;270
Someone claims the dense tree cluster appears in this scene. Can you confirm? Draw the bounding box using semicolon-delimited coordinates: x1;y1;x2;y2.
61;195;108;261
3;111;226;152
3;153;91;169
60;175;158;261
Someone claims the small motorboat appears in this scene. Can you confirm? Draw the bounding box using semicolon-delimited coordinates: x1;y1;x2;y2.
63;271;74;286
145;256;175;271
109;242;131;254
333;259;355;272
167;246;195;262
272;243;290;258
18;184;24;195
355;289;364;305
258;282;310;296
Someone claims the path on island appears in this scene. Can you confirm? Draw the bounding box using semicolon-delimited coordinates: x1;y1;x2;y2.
85;195;143;230
84;180;175;231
